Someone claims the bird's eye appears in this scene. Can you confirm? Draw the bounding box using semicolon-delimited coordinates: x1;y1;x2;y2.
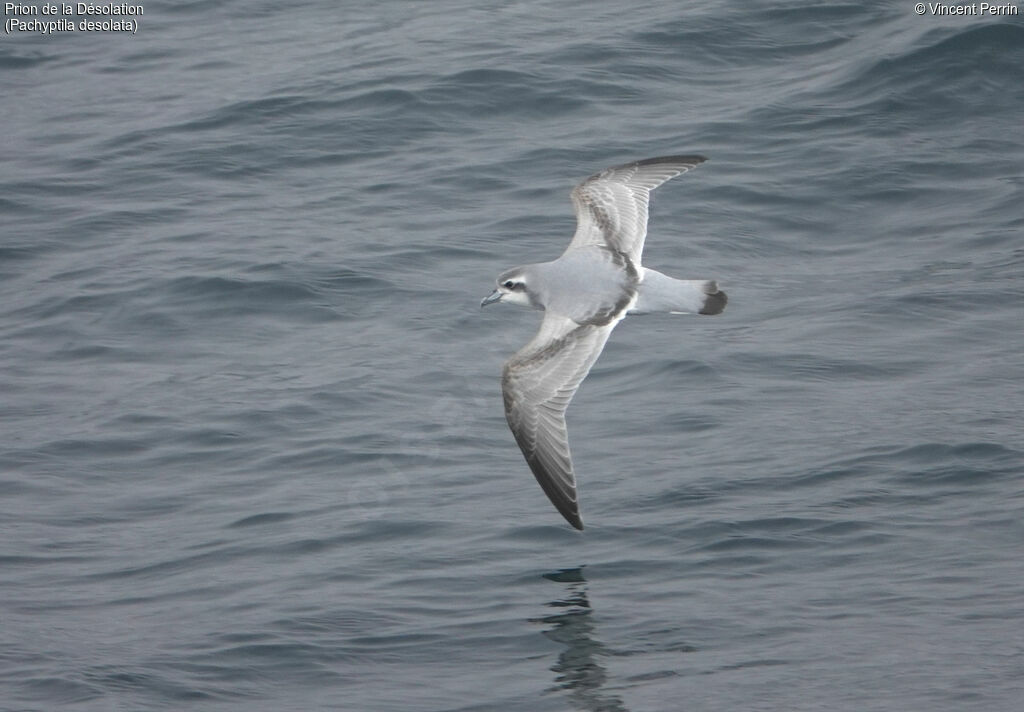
503;280;516;289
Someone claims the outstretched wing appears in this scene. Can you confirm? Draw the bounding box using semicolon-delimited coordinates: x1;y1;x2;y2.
501;313;619;530
567;155;706;264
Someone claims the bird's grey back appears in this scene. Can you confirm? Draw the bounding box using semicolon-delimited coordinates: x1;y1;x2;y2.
531;247;637;325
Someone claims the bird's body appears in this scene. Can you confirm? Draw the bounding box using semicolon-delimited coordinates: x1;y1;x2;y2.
482;155;725;530
524;248;636;322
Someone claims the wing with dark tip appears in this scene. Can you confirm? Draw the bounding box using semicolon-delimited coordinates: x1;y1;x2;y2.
501;313;619;530
567;155;706;264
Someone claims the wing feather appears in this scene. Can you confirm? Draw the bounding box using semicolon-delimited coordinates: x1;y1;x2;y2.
501;314;618;530
567;155;706;264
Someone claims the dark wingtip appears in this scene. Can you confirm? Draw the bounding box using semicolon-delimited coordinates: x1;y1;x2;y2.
699;283;727;315
636;154;707;168
520;452;585;531
547;490;583;530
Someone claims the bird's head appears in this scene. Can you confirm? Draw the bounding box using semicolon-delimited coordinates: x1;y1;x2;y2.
481;268;533;308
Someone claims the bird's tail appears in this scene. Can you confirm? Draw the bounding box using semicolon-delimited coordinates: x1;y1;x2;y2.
631;268;727;315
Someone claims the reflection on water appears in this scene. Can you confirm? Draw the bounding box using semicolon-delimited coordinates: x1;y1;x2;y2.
534;567;629;712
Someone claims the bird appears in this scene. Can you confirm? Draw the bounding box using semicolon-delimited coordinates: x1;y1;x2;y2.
481;155;726;530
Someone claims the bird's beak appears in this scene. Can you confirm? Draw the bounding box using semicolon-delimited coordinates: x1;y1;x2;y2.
480;290;502;308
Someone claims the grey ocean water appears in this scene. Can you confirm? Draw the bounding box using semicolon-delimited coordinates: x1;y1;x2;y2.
3;1;1023;710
